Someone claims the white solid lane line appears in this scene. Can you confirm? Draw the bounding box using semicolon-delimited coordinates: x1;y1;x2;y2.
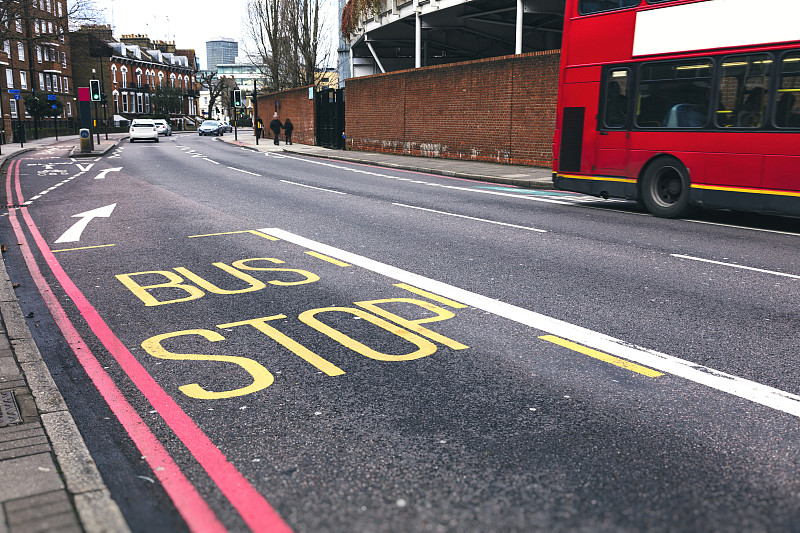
276;154;572;205
393;203;547;233
672;254;800;280
260;227;800;419
279;180;347;195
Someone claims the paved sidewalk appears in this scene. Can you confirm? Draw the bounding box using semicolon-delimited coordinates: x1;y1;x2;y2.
220;131;556;189
0;135;129;533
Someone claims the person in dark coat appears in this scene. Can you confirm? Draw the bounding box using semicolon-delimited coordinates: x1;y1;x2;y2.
269;113;283;145
283;118;294;145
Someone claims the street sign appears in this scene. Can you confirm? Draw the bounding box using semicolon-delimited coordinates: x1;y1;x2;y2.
52;104;57;109
7;89;19;94
13;94;20;100
47;95;56;100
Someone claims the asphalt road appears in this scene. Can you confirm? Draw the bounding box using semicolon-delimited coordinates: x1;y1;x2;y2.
2;134;800;532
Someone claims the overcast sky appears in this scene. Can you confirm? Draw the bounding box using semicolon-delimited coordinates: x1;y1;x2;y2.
97;0;338;70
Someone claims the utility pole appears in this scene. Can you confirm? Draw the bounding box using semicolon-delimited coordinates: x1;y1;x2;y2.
253;86;259;146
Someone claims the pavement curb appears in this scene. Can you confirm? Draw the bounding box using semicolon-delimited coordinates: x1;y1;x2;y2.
0;151;130;532
69;138;122;158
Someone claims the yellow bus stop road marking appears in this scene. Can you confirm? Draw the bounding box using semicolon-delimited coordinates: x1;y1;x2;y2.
540;335;663;378
304;251;350;267
188;230;279;241
52;244;116;253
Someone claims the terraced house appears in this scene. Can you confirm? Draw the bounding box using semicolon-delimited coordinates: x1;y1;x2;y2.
0;0;75;142
70;26;200;130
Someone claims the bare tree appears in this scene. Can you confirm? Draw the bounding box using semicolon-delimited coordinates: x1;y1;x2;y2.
244;0;331;92
198;71;237;119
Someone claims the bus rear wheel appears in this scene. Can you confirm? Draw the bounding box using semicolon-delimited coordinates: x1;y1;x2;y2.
641;156;693;218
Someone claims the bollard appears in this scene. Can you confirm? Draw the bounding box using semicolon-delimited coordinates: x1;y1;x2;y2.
80;128;94;153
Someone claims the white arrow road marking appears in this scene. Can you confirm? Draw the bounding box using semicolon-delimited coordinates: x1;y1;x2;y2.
76;163;95;172
55;204;117;244
94;167;122;180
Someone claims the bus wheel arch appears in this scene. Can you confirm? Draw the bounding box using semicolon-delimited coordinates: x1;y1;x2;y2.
638;155;694;218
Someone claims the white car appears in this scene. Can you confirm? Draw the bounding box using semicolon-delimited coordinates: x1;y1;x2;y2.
153;119;172;136
129;121;159;143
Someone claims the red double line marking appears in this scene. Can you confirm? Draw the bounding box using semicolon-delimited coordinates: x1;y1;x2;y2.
5;159;290;532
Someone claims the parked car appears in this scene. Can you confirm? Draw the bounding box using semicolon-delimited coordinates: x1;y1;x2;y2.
220;121;233;132
129;120;159;143
153;119;172;136
198;120;223;136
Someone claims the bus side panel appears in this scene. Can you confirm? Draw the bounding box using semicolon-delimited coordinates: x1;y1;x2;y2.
557;67;601;176
763;134;800;193
567;11;637;67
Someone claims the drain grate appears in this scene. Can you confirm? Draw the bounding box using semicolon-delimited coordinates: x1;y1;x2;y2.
0;390;22;427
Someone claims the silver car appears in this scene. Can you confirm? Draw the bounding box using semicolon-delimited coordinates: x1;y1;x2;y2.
198;120;223;136
153;119;172;136
129;121;159;142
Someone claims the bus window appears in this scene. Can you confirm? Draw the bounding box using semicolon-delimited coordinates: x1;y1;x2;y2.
579;0;639;15
603;69;630;128
776;53;800;128
716;54;772;128
635;60;712;128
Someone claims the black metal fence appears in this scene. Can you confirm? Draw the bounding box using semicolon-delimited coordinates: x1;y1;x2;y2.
3;118;80;144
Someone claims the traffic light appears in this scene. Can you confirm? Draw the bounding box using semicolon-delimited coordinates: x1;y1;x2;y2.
90;79;101;101
233;89;242;108
101;93;107;105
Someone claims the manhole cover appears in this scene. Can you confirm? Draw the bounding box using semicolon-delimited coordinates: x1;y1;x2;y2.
0;391;22;427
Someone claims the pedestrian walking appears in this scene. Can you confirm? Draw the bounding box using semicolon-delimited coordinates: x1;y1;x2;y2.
269;113;283;145
283;118;294;145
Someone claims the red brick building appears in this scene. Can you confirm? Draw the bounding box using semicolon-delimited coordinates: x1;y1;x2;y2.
0;0;75;142
70;26;200;128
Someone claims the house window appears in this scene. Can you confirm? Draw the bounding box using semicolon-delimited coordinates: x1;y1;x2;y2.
120;67;127;88
66;101;71;117
3;40;10;55
45;74;51;91
136;68;142;86
144;93;150;112
17;42;24;61
39;72;44;90
62;76;68;92
16;19;22;33
113;91;119;113
5;69;13;88
36;46;42;63
111;66;117;83
19;70;26;89
9;100;17;118
61;51;66;67
122;92;128;113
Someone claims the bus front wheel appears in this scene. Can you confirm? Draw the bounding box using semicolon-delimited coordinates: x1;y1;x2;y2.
641;157;693;218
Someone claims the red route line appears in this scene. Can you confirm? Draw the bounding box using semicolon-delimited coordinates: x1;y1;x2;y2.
5;159;225;532
6;159;291;533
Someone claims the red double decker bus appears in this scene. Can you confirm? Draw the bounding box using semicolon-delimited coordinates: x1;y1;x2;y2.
553;0;800;218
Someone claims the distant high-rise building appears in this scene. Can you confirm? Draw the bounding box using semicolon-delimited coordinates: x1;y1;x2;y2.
338;0;350;87
205;38;238;71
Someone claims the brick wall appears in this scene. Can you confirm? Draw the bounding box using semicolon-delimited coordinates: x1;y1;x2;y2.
255;86;315;144
345;50;560;168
